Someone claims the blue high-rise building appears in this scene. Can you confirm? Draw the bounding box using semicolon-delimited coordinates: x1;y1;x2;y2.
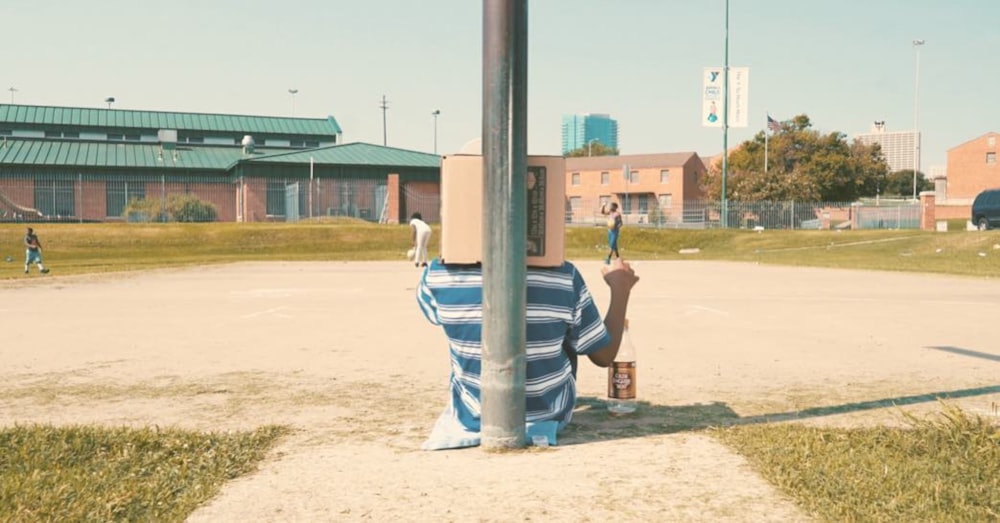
561;113;619;154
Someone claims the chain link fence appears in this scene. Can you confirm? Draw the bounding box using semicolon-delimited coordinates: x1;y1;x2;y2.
1;173;922;229
565;197;922;230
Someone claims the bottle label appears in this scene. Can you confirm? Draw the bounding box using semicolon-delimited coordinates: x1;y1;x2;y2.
608;361;636;400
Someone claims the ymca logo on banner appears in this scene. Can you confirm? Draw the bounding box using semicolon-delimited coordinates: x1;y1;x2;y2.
702;67;749;128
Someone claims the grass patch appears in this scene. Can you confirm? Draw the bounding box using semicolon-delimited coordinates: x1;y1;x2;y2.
714;405;1000;522
0;424;288;522
2;222;999;280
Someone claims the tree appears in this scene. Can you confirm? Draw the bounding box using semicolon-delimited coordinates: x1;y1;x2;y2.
701;114;890;202
882;169;934;198
565;142;619;157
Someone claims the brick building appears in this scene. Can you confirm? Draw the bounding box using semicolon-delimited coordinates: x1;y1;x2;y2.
933;132;999;220
564;152;707;225
0;104;440;223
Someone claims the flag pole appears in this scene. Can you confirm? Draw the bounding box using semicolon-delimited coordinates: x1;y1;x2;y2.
764;111;769;174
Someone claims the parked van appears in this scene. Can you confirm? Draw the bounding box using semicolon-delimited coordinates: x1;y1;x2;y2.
971;188;1000;230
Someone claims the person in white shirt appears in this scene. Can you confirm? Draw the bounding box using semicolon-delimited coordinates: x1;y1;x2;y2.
409;212;432;268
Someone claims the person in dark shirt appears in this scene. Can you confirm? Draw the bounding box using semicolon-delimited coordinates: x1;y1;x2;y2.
24;227;49;275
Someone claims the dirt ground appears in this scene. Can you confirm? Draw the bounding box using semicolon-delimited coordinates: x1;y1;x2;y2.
2;260;999;522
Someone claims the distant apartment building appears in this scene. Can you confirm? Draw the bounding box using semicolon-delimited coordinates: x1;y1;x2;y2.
561;113;619;154
854;121;919;173
564;152;706;225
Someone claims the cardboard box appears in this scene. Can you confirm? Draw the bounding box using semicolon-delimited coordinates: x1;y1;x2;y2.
440;154;565;267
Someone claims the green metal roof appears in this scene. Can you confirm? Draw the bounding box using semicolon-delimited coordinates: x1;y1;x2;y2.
0;104;342;136
0;139;249;170
246;142;441;168
0;139;440;172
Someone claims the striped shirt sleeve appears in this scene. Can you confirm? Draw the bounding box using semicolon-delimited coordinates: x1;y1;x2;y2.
566;264;609;355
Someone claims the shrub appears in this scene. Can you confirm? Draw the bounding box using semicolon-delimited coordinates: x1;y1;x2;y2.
122;198;166;223
121;196;217;223
166;194;217;222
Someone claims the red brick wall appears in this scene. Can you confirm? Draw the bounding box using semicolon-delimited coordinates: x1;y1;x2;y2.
946;133;1000;200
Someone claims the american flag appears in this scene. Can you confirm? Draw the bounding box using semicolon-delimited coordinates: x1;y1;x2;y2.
767;115;781;133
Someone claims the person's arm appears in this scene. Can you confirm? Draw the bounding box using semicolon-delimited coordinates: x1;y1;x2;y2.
586;259;638;367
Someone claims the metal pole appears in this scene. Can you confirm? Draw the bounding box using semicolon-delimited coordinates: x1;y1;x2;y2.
481;0;527;450
309;156;314;219
764;111;769;174
380;95;389;146
721;0;730;228
912;39;924;200
432;110;441;154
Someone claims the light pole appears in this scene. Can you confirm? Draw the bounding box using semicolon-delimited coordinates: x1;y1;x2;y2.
379;95;389;146
431;109;441;154
587;138;599;156
105;97;115;109
912;39;925;200
8;87;17;103
288;89;299;117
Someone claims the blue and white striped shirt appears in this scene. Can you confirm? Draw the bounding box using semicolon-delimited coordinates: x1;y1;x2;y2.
417;259;610;432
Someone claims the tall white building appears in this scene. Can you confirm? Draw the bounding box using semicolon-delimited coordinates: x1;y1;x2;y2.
855;121;920;173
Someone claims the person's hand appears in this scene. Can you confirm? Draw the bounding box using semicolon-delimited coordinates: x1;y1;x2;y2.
601;258;639;294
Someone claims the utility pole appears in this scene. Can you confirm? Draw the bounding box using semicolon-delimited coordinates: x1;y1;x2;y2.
379;95;389;146
8;87;17;104
432;109;441;154
912;39;925;200
721;0;730;228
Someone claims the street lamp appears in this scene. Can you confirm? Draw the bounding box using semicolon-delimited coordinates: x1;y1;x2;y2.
431;109;441;154
8;87;17;104
587;138;599;156
288;89;299;117
105;97;115;109
912;39;925;200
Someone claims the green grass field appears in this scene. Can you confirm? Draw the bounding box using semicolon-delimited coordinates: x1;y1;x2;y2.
3;221;999;279
2;221;999;521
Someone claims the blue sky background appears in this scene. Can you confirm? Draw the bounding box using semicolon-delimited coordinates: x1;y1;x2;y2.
3;0;997;170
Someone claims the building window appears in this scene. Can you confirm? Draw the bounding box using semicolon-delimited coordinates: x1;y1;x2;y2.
186;136;204;144
658;194;673;209
621;195;632;214
33;179;75;218
660;169;670;184
629;170;639;184
0;129;11;136
63;132;79;139
570;196;581;211
266;181;287;216
988;152;996;165
638;194;649;213
106;180;148;218
571;172;581;186
44;131;62;138
107;134;124;141
600;171;609;185
125;134;141;141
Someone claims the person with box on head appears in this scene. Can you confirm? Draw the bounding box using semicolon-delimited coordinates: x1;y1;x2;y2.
416;154;639;450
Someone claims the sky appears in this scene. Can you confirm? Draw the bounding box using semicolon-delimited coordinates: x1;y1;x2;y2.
2;0;998;170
